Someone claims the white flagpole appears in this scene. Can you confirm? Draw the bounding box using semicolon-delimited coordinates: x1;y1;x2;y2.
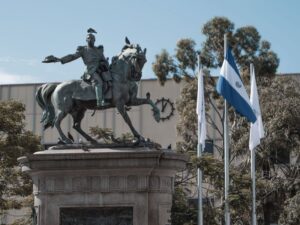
197;54;204;225
251;146;256;225
223;34;230;225
250;63;257;225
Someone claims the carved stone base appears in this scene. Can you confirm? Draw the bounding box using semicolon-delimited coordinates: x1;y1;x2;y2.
18;148;187;225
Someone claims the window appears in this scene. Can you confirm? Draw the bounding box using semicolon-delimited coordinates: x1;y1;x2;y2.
204;139;214;154
271;149;290;164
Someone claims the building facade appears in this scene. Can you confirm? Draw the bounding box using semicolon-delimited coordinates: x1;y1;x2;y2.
0;79;185;149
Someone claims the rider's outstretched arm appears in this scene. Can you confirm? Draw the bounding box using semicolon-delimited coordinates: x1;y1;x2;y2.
60;46;83;64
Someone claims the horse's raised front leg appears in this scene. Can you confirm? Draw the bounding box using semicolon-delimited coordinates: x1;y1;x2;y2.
54;110;73;144
71;109;97;144
129;93;160;122
116;102;142;140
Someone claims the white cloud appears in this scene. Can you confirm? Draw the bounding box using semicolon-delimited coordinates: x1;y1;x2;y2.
0;69;38;84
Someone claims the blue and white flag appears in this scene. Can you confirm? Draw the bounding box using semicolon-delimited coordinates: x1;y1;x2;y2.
249;65;264;150
196;69;206;145
216;48;257;123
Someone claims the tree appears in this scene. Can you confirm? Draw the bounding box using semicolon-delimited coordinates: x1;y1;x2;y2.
152;17;299;225
0;100;41;224
279;192;300;225
153;16;279;84
171;187;197;225
153;39;198;85
229;76;300;224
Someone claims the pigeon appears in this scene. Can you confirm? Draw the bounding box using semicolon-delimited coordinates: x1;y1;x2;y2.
125;36;130;45
87;28;97;34
78;138;89;151
81;144;89;152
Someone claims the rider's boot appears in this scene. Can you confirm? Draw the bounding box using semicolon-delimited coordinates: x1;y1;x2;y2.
95;85;109;107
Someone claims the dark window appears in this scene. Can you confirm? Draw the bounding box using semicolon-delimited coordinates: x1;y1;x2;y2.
60;207;133;225
188;197;214;209
204;139;214;154
262;163;271;179
264;202;280;225
271;149;290;164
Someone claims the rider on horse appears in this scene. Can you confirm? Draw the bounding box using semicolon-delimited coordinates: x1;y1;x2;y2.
38;37;161;145
43;28;112;107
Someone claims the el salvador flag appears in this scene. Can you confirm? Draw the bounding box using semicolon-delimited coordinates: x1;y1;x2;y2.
216;48;257;123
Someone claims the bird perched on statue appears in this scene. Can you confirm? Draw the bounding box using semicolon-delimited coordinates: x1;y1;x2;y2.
87;28;97;34
125;36;130;45
79;138;89;152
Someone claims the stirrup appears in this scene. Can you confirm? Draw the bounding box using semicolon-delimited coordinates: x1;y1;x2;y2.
96;100;102;107
97;100;109;107
101;100;110;106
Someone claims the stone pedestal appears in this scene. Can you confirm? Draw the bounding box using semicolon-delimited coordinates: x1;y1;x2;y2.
18;148;187;225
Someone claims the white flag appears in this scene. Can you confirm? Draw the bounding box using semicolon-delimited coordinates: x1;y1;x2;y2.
196;69;206;145
249;65;264;150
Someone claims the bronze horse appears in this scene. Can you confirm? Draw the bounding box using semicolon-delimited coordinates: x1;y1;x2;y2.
36;39;160;144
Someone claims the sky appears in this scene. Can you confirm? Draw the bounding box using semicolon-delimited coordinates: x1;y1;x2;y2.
0;0;299;84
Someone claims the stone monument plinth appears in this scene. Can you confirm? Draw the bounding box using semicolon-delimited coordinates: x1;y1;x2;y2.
18;148;187;225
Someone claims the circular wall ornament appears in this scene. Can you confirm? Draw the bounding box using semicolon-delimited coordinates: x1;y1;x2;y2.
154;97;175;121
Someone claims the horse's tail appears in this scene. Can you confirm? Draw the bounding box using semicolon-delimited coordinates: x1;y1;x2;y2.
36;83;57;130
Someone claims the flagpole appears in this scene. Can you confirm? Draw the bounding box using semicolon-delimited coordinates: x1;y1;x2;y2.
250;63;257;225
197;53;204;225
251;147;256;225
223;34;230;225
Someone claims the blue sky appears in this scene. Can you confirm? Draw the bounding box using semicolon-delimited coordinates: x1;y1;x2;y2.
0;0;299;84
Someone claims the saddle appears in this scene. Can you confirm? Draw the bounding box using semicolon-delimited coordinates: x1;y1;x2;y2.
72;80;112;101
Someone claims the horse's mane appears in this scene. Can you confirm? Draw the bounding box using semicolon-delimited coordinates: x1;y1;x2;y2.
121;44;142;53
110;43;143;67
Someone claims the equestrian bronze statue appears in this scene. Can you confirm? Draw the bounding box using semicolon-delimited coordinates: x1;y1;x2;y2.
42;29;111;107
36;37;160;145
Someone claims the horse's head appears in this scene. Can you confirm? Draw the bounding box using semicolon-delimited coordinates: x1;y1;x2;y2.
116;38;147;81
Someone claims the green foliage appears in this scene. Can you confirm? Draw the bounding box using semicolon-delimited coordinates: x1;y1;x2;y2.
233;26;261;77
153;39;198;85
8;197;34;225
256;41;280;78
10;216;33;225
89;126;115;143
230;76;300;224
278;192;300;225
171;187;197;225
89;126;135;143
175;39;198;74
175;75;300;224
176;79;198;153
0;100;41;214
152;16;279;84
152;49;177;85
196;155;253;225
200;17;279;81
201;17;234;68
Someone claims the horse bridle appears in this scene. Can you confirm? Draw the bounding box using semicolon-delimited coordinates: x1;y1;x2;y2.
124;50;146;81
